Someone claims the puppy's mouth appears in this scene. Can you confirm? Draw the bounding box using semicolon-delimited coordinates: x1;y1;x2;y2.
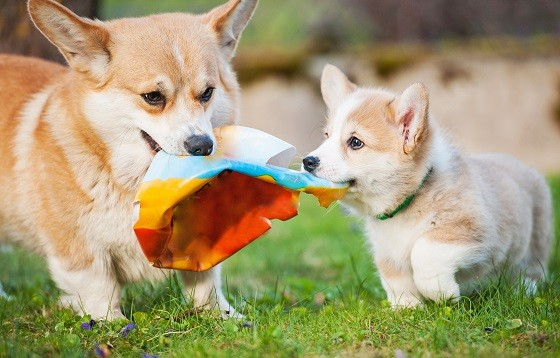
308;170;356;187
141;130;162;154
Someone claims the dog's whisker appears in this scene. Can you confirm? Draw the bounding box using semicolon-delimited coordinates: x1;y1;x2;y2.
321;200;341;218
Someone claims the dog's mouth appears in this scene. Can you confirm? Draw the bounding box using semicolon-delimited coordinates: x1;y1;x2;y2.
141;130;162;154
307;170;356;187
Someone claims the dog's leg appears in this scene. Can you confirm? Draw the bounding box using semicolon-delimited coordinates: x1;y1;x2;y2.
376;257;422;308
520;188;553;292
48;256;125;320
0;282;10;301
179;264;240;318
410;237;466;303
380;274;423;308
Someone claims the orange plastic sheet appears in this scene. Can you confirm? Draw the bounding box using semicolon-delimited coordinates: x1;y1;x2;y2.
133;127;347;271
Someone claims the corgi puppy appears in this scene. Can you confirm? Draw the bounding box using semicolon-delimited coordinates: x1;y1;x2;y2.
303;64;553;307
0;0;258;320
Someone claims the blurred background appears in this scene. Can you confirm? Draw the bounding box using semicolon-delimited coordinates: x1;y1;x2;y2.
2;0;560;172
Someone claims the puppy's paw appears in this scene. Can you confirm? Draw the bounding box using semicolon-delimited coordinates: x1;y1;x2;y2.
0;283;11;301
516;278;538;297
414;277;461;303
389;294;423;309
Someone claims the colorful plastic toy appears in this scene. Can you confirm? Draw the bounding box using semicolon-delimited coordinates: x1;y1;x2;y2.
133;126;347;271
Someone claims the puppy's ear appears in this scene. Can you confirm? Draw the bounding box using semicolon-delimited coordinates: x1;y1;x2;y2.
203;0;258;61
397;83;429;155
321;64;357;111
28;0;110;81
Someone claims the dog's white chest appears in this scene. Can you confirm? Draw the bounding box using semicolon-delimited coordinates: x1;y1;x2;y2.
365;216;424;264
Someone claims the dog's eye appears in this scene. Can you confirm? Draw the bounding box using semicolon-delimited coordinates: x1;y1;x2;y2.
348;136;364;150
141;91;166;106
324;132;329;139
198;87;214;104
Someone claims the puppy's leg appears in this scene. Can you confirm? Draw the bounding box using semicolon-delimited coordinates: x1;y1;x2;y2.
0;282;10;300
179;264;239;318
523;187;554;290
376;257;422;308
48;256;125;320
410;237;468;303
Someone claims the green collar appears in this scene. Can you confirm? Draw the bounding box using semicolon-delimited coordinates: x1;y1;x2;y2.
376;167;433;221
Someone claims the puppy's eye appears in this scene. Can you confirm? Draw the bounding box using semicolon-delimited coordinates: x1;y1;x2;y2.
198;87;214;104
324;132;329;139
348;136;364;150
141;91;165;106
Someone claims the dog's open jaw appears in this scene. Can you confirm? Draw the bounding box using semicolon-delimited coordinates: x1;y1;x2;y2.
141;130;162;154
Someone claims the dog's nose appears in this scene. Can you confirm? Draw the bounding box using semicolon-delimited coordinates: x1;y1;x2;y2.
185;134;214;156
303;156;320;172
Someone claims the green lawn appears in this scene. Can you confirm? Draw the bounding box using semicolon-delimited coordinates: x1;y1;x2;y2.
1;177;559;357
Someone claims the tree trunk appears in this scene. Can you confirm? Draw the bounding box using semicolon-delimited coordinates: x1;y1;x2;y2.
0;0;98;63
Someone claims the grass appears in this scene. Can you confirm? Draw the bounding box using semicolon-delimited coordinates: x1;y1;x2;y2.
1;177;559;357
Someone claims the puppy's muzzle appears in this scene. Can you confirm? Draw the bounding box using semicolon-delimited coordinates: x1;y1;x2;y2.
185;134;214;156
303;156;320;173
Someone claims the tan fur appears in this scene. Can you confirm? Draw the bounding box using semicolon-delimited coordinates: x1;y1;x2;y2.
376;257;403;279
346;93;399;153
0;56;65;171
0;0;258;320
305;64;553;307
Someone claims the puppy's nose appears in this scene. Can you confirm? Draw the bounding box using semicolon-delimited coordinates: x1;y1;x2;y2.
303;156;320;172
185;134;214;156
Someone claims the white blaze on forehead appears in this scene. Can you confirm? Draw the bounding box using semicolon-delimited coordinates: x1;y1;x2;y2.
308;94;362;159
303;94;364;183
172;42;185;73
330;94;362;139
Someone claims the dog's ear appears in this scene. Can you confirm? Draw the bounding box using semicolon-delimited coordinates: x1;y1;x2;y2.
28;0;110;81
397;83;429;155
321;64;357;112
203;0;259;61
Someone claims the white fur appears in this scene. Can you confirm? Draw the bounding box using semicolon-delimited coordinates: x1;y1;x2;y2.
13;89;52;171
172;42;186;73
311;96;362;183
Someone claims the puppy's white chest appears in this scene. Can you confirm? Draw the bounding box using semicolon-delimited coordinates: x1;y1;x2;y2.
365;216;423;263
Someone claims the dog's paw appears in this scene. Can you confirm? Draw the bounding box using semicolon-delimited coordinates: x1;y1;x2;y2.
414;273;461;304
58;294;126;321
389;294;423;309
85;310;127;322
221;307;245;320
516;278;538;297
102;309;127;322
0;283;11;301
